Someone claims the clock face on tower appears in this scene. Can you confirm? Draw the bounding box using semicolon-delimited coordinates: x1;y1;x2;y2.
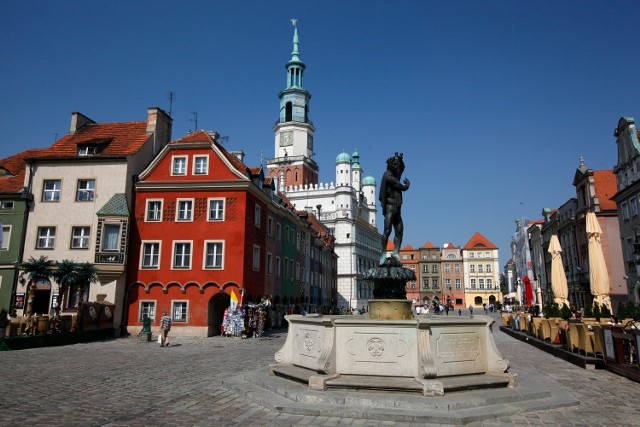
279;131;293;147
295;98;304;106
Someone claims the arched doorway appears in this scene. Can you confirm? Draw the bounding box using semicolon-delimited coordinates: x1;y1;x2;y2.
489;295;496;305
474;296;483;305
208;292;230;337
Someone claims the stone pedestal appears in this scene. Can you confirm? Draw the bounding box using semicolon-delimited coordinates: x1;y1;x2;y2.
272;314;514;396
368;299;412;320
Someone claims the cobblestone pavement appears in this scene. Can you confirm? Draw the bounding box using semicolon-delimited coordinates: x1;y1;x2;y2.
1;313;639;426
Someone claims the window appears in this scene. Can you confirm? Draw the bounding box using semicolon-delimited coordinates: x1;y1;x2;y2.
36;227;56;249
469;252;475;259
484;252;490;258
139;301;156;322
423;279;429;289
432;279;439;289
76;179;95;202
470;264;475;273
1;225;11;250
276;256;281;277
470;279;476;289
193;156;208;175
101;224;120;252
478;264;484;273
632;197;639;217
487;279;493;289
204;241;223;269
455;279;461;289
71;226;90;249
486;264;492;273
254;204;261;227
173;242;192;269
172;156;187;175
1;201;14;209
445;279;451;288
444;264;450;273
422;265;428;273
267;252;273;275
267;217;274;236
208;199;225;221
172;301;188;322
42;179;61;202
623;202;631;221
77;145;97;156
276;223;282;240
454;264;460;272
146;200;162;221
479;279;485;289
68;283;90;308
177;199;193;221
431;265;438;273
141;242;160;268
477;252;484;259
253;245;260;271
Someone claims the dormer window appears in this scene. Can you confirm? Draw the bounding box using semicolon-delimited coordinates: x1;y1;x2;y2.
77;146;97;156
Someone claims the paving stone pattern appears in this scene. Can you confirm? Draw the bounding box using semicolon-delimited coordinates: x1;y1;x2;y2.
1;313;639;426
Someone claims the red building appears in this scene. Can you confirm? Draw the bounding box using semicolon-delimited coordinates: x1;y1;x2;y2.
126;131;332;336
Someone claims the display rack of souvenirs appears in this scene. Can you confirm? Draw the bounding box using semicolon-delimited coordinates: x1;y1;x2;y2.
222;308;244;337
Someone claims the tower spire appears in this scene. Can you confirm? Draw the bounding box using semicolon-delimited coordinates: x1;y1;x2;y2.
290;19;300;63
286;18;305;89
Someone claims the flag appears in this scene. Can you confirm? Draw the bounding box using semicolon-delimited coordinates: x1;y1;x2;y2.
230;289;239;310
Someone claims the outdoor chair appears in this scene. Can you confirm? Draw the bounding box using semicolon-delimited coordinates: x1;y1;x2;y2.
590;323;605;358
540;319;552;341
531;317;543;338
575;323;595;356
565;321;580;353
501;313;510;327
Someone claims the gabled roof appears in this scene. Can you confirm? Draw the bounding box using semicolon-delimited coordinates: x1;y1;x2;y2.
34;121;150;159
0;148;46;194
401;244;416;251
593;170;617;211
170;130;250;175
385;240;394;251
422;241;436;248
463;232;497;250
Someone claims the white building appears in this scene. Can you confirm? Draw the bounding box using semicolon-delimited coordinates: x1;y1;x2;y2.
266;23;381;310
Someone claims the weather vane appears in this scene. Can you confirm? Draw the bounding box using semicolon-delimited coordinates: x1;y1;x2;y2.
291;18;297;27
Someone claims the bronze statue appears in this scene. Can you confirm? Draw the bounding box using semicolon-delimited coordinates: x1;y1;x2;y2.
379;152;410;264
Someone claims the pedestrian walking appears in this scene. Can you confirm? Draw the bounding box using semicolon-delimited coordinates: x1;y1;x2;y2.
469;304;474;315
160;310;171;347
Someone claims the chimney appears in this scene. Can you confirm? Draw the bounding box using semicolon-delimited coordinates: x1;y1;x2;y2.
70;112;95;133
229;150;245;163
146;107;173;154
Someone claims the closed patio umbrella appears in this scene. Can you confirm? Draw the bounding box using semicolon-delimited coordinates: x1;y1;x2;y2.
548;235;569;307
586;211;611;311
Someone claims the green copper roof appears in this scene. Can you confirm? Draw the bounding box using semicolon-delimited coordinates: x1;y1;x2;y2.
336;150;351;163
352;150;361;169
362;175;376;186
97;193;129;216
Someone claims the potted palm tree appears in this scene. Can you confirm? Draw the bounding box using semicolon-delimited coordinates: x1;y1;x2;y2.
51;259;80;332
19;256;54;335
74;262;98;332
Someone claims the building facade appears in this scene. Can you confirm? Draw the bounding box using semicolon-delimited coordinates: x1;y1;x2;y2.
18;109;171;334
462;232;501;308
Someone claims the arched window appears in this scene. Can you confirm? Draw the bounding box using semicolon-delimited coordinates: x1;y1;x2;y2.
285;102;293;122
474;296;483;305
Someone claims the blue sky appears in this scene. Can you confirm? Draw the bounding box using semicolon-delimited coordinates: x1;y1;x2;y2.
3;1;640;268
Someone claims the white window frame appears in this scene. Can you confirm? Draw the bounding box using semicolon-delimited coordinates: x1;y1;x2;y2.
172;300;188;322
70;226;91;249
455;279;461;289
631;196;639;217
141;241;161;269
1;224;11;250
479;279;485;289
487;279;493;289
470;264;475;273
470;279;476;289
171;155;188;176
254;204;261;227
36;226;56;249
203;240;224;269
75;179;95;202
253;245;260;271
172;241;193;269
176;199;194;222
454;264;460;272
139;300;156;322
193;155;209;175
42;179;61;202
145;199;163;222
207;198;225;221
486;264;492;273
267;216;274;236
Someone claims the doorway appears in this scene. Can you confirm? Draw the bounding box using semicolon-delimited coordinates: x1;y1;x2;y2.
208;292;230;337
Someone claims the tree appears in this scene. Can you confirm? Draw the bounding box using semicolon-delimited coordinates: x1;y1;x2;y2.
74;263;98;332
19;256;54;334
51;260;80;317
